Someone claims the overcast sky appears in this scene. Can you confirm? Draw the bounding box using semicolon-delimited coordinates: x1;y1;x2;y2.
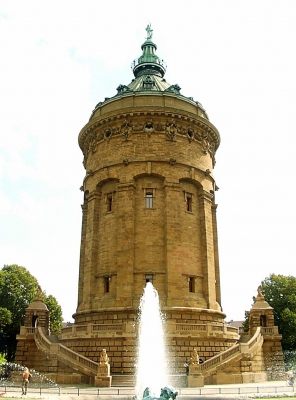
1;1;296;323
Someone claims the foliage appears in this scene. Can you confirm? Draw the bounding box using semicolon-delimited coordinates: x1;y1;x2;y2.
0;265;39;359
0;264;63;360
44;294;63;333
0;307;12;329
261;274;296;351
242;311;250;332
0;353;6;363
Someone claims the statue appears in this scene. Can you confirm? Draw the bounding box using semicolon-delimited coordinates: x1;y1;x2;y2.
142;386;178;400
95;349;111;387
36;285;43;301
99;348;109;365
146;23;153;40
191;348;199;365
257;285;263;297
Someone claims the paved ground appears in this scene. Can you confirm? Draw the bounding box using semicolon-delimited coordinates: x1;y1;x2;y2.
1;380;295;399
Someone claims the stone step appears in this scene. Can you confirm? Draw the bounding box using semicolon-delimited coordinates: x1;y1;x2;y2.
112;375;136;387
111;375;188;388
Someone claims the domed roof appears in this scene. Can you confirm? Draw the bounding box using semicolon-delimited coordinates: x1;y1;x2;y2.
26;285;49;311
90;25;208;120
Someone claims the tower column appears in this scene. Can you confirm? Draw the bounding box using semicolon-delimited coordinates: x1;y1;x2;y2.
164;182;183;307
199;190;221;311
77;199;88;309
115;182;136;306
212;203;221;307
79;189;100;312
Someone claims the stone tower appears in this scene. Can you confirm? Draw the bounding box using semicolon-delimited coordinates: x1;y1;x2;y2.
77;29;221;317
15;28;285;384
70;26;238;374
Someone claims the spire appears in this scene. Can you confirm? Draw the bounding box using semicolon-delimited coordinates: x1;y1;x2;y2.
132;24;166;78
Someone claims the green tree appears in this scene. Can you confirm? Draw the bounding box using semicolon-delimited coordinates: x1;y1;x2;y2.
242;311;250;333
0;265;39;360
261;274;296;351
44;294;63;333
0;264;63;360
0;308;12;329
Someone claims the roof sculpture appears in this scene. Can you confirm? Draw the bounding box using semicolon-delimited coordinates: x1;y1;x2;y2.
91;25;207;119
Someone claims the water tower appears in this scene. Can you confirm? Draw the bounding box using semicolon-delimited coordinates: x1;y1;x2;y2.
73;25;237;373
16;27;284;386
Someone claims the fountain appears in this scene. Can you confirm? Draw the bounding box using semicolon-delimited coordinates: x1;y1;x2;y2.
0;362;59;388
136;282;178;400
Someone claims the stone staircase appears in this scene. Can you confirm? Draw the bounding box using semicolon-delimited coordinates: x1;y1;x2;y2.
112;375;136;387
35;326;98;380
111;375;187;388
34;326;263;386
192;327;263;379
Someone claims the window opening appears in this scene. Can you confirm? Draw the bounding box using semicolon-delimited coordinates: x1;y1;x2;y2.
188;277;195;293
146;274;153;284
106;193;113;212
145;189;153;208
260;315;266;327
104;277;111;293
184;191;193;212
186;194;192;212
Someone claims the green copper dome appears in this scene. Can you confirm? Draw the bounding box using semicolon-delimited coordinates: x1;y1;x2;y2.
90;25;208;120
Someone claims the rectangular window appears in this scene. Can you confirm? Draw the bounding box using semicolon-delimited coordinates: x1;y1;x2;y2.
184;192;193;212
106;193;113;212
188;277;195;293
146;274;153;284
104;277;111;293
145;188;154;208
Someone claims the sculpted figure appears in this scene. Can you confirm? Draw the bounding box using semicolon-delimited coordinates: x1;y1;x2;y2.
99;349;109;365
146;23;153;40
142;386;178;400
191;348;199;365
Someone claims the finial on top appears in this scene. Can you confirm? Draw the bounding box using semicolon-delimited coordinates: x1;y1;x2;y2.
146;23;153;40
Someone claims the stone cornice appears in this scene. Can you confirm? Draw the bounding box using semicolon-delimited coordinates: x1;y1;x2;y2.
78;110;220;165
82;159;217;188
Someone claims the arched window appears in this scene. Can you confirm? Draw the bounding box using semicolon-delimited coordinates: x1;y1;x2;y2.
32;315;38;328
260;315;267;327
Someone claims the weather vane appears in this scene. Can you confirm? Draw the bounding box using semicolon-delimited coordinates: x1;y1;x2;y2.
146;23;153;40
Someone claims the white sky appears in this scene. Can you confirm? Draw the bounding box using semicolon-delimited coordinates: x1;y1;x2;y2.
1;1;296;323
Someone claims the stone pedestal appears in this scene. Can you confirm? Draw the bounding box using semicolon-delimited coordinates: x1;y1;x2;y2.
94;361;112;387
94;375;112;387
188;364;204;387
188;374;204;387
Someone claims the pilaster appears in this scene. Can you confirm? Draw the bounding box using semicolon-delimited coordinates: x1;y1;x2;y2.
198;190;220;311
164;182;183;306
212;203;221;307
77;200;88;309
115;182;136;306
81;190;101;310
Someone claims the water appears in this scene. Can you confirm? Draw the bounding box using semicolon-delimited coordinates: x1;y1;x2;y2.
136;282;169;398
0;362;59;387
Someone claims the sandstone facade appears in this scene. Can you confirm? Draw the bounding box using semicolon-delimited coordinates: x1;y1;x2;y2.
15;29;285;385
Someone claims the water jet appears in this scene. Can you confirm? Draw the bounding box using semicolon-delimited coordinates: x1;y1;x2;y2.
136;283;177;400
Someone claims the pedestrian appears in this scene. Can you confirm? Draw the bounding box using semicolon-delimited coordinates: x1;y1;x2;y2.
21;368;31;395
184;358;190;375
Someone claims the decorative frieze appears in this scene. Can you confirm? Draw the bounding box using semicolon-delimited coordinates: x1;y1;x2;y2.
80;112;219;167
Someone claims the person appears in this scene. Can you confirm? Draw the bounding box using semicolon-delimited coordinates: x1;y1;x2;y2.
21;368;31;395
184;358;190;375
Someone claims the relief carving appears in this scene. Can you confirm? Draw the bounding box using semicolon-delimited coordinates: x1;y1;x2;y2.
166;119;177;140
121;119;132;140
80;114;220;166
104;126;113;142
144;119;154;136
